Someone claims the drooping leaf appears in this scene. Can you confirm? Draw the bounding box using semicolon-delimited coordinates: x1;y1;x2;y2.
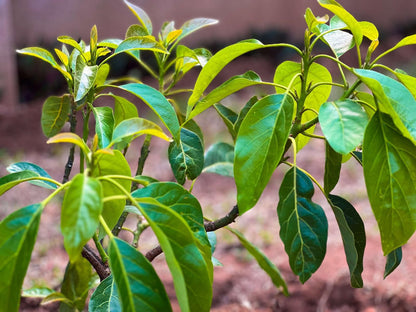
59;258;92;311
319;99;369;154
0;171;39;196
116;83;180;140
41;95;71;138
133;197;213;312
203;142;234;177
7;162;57;189
363;112;416;254
323;142;342;195
188;71;263;120
277;167;328;283
328;194;366;288
274;61;332;150
168;127;204;185
92;150;131;236
213;103;238;140
89;275;121;312
384;247;402;279
61;174;103;262
359;21;379;41
74;57;98;101
0;203;43;312
93;106;115;149
110;117;171;148
108;237;172;312
235;94;294;214
354;69;416;143
123;0;153;34
177;18;219;42
47;132;90;157
228;228;288;295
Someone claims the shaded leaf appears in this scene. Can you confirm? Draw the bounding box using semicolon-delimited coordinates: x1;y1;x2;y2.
234;96;257;135
89;275;121;312
384;247;402;279
22;287;54;298
277;167;328;283
41;95;71;138
203;142;234;177
103;94;139;126
0;203;43;312
93;106;114;149
235;94;294;214
7;162;57;190
323;142;342;195
213;103;238;140
328;194;366;288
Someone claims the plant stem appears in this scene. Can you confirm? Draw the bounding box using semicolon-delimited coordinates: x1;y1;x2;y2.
93;233;108;263
132;135;152;192
81;245;110;281
62;102;77;183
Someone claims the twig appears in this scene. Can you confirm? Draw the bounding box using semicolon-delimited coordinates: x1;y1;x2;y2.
62;105;77;183
82;245;110;281
145;245;163;262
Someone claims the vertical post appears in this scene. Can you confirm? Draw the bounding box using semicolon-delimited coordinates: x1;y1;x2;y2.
0;0;18;114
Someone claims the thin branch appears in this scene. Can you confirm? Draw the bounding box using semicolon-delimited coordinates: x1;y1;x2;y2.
145;245;163;262
62;104;77;183
82;245;110;281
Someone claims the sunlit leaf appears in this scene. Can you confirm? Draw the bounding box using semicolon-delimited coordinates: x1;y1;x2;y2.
74;57;98;101
47;132;90;157
93;106;114;149
123;0;153;34
178;18;218;42
0;171;39;196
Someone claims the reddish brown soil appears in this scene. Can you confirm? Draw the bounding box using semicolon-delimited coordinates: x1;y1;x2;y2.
2;102;416;312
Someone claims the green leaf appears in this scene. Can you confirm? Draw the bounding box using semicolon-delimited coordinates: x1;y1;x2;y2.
363;112;416;254
188;71;263;120
317;22;355;57
274;61;332;150
41;95;71;138
277;167;328;283
61;174;103;262
188;39;265;109
123;0;152;34
89;275;121;312
92;150;131;236
0;203;43;312
213;103;238;140
126;24;148;38
323;142;342;195
228;228;288;296
0;171;39;196
394;70;416;99
318;0;363;46
177;18;218;41
7;162;57;189
359;21;379;41
117;83;180;140
47;132;90;157
235;94;294;214
354;69;416;143
96;63;110;86
74;57;98;102
108;238;172;312
328;195;366;288
22;287;55;298
98;94;139;127
57;36;85;54
203;142;234;177
234;96;257;136
60;258;92;311
132;197;213;312
168;127;204;185
384;247;402;279
305;8;329;32
319;99;369;154
114;36;167;56
93;106;115;149
382;34;416;57
110;117;171;148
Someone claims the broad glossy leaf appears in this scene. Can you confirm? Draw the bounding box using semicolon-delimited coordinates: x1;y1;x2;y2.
274;61;332;150
7;162;57;189
92;150;131;235
359;21;379;41
394;70;416;99
110;117;171;148
178;18;218;41
277;167;328;283
318;0;363;46
0;171;39;195
41;95;71;138
319;99;369;154
188;39;265;109
0;203;43;312
133;197;213;312
317;23;354;57
99;93;138;127
235;94;294;214
168;127;204;185
114;36;167;55
228;228;288;295
203;142;234;177
117;83;180;140
354;69;416;143
89;275;121;312
57;36;85;54
96;63;110;86
234;96;257;135
363;112;416;254
328;195;366;288
188;71;263;120
108;238;172;312
93;106;114;149
123;0;152;34
47;132;90;157
60;258;92;311
213;103;238;140
61;174;103;261
74;57;98;101
323;142;342;195
384;247;402;278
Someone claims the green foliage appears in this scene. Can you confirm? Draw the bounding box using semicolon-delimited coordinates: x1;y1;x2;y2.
5;0;416;310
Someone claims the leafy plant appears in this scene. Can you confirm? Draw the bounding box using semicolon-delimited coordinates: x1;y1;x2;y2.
3;0;416;310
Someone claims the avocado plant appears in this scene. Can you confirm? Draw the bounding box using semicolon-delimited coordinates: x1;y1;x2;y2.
2;0;416;310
